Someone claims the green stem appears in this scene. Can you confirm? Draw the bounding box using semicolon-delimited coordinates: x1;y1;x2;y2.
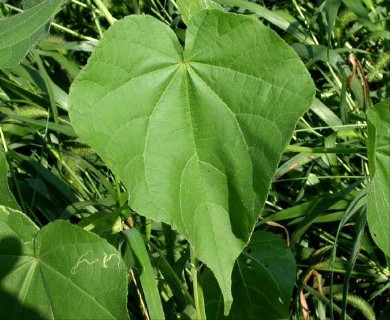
148;240;195;306
93;0;116;25
88;0;104;38
286;146;366;154
51;22;97;41
191;248;206;320
145;217;152;241
115;176;131;219
3;4;97;41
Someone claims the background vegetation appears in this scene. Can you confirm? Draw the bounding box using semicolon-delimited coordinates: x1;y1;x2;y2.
0;0;389;319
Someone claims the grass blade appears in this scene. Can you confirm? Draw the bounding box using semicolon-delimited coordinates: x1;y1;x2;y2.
215;0;312;44
122;228;166;320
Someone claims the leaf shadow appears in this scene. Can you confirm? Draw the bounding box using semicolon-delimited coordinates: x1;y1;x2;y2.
0;236;44;320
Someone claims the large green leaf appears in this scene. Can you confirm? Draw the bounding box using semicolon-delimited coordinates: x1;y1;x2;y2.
0;206;129;319
0;151;20;210
366;98;390;256
69;10;315;312
204;231;296;319
0;0;65;69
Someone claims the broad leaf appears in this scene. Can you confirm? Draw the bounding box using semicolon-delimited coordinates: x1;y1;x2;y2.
177;0;223;25
204;231;296;319
366;98;390;256
0;151;20;210
69;10;315;312
0;0;65;69
0;206;129;319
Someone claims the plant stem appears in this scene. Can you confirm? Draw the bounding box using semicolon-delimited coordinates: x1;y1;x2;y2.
3;3;97;41
93;0;116;25
191;248;206;320
145;218;152;241
286;146;366;154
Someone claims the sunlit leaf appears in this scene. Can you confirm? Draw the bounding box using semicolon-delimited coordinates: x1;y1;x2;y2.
0;0;65;68
0;206;129;319
177;0;223;25
367;98;390;256
69;10;315;313
0;151;20;210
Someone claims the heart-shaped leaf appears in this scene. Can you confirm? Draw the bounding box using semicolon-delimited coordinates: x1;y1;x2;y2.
0;0;65;68
203;231;296;319
69;10;315;312
367;98;390;256
0;206;129;319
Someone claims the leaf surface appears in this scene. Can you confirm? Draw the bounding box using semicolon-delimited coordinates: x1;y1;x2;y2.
69;10;315;312
177;0;223;25
0;0;65;68
367;98;390;256
0;206;129;319
0;151;20;210
204;231;296;319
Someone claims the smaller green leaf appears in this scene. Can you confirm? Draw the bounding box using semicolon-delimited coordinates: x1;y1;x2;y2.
311;98;343;131
123;228;165;320
0;206;129;319
325;0;342;39
0;0;66;68
366;98;390;256
204;231;296;319
177;0;223;25
0;151;20;211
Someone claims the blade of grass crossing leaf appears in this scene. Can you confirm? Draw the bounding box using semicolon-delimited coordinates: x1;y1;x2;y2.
191;248;207;320
154;255;193;310
35;50;80;79
215;0;312;44
177;0;223;25
33;51;58;124
341;208;367;320
329;188;367;319
1;114;77;136
122;228;165;320
4;64;46;92
311;98;343;131
273;152;320;181
0;150;21;210
0;75;48;107
290;183;362;246
325;0;342;42
340;76;349;124
325;133;340;183
259;194;345;225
